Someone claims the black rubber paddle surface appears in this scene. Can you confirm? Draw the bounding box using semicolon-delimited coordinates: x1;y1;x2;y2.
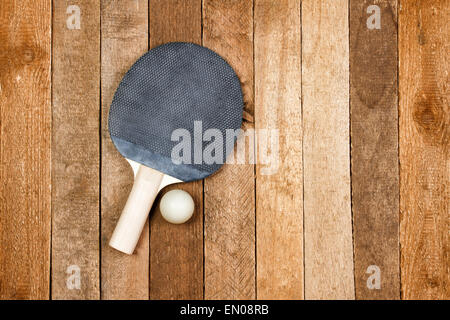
108;42;244;181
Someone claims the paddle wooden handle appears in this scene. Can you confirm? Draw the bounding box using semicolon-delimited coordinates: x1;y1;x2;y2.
109;165;163;254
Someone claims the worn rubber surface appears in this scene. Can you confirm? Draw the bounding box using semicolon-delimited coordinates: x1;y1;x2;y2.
108;42;243;181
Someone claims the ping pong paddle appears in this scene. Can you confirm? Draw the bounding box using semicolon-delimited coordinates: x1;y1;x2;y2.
108;42;243;254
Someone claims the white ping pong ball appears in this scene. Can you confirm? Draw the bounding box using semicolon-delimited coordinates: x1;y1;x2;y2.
160;189;195;224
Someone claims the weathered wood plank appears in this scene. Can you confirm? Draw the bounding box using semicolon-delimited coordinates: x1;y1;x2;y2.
399;0;449;300
0;0;52;300
302;0;355;299
101;0;149;300
149;0;203;300
350;0;400;299
51;0;100;299
254;0;303;300
203;0;256;300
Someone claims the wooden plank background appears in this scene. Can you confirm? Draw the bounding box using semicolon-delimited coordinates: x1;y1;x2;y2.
0;0;51;299
52;0;100;300
350;0;400;299
0;0;448;300
302;0;354;299
203;0;256;300
399;0;449;300
101;0;149;300
149;0;203;300
255;0;303;300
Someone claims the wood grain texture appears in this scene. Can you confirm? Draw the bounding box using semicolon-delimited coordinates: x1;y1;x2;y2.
254;0;303;300
52;0;100;299
149;0;203;300
399;0;449;300
350;0;400;299
203;0;256;299
101;0;149;300
302;0;355;299
0;0;51;300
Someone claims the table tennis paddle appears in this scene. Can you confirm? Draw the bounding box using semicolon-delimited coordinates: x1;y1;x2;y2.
108;42;244;254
